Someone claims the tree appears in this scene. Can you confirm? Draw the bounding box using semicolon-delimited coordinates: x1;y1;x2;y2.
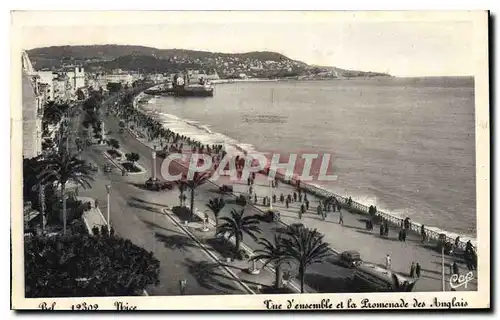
391;274;417;292
108;138;120;150
125;152;140;164
278;225;331;293
184;172;211;222
215;208;261;258
251;235;288;291
24;234;160;297
207;197;226;226
37;149;94;234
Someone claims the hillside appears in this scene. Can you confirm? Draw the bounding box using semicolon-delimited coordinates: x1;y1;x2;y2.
27;45;391;79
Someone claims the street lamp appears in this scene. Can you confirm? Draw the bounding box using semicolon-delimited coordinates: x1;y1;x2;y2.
105;184;111;235
152;146;157;180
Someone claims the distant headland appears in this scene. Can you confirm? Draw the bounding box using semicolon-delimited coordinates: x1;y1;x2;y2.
27;44;392;80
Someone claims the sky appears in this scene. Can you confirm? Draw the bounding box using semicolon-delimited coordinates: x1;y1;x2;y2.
13;11;484;77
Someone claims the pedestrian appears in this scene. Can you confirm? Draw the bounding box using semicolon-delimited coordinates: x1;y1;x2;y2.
94;198;99;209
410;262;416;278
247;177;251;186
273;194;276;203
254;194;257;203
337;203;341;212
415;263;421;278
304;194;308;202
280;194;284;203
385;254;391;270
380;223;384;237
299;193;302;202
293;192;297;202
262;197;266;206
305;199;310;211
285;199;289;209
339;211;344;225
249;186;253;195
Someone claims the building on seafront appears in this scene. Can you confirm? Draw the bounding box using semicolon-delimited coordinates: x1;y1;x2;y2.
22;71;45;158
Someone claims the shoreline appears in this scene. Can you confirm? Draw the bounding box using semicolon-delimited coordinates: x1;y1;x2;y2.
130;88;476;249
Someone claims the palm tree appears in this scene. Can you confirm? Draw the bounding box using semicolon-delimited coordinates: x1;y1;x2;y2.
206;197;225;226
37;147;94;234
391;274;417;292
251;235;289;290
215;209;262;258
278;225;331;293
185;172;212;222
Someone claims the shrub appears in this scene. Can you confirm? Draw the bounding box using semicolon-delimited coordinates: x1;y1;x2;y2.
24;234;160;297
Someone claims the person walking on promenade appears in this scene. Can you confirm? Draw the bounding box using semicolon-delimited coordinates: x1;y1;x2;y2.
254;194;257;203
252;172;256;181
385;254;391;270
273;194;276;203
275;179;279;188
305;199;310;211
421;225;426;242
339;211;344;225
304;194;308;202
94;198;99;209
410;262;416;278
455;236;460;248
286;198;289;209
247;177;251;186
262;197;266;206
293;192;297;202
384;220;389;237
299;193;302;203
280;194;284;203
415;263;421;278
380;223;385;237
299;204;304;219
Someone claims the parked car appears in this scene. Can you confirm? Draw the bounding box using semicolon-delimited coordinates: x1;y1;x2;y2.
88;163;99;172
339;250;362;268
103;164;113;173
145;178;173;191
219;185;233;193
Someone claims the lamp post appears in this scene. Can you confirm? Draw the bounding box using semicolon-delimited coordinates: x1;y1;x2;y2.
441;246;446;291
39;184;46;233
105;184;111;235
269;178;273;210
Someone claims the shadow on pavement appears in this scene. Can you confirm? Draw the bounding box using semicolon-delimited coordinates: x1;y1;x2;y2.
183;258;242;294
130;196;167;208
304;273;353;293
204;237;237;260
128;201;163;213
141;219;185;236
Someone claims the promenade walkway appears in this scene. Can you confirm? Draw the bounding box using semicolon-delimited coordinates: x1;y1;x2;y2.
225;175;478;292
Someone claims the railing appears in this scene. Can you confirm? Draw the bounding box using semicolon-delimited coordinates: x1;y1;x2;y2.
264;168;469;252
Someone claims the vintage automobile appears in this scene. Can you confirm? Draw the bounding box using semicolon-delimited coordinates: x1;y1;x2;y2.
145;178;173;191
338;250;363;268
88;162;99;172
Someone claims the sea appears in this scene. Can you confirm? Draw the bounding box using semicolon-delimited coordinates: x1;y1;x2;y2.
138;77;476;241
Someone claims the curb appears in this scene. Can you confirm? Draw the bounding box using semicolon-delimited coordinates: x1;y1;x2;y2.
161;208;256;295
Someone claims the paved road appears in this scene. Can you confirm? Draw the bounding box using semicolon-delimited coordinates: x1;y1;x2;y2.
102;114;359;294
73;111;249;296
108;111;478;293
